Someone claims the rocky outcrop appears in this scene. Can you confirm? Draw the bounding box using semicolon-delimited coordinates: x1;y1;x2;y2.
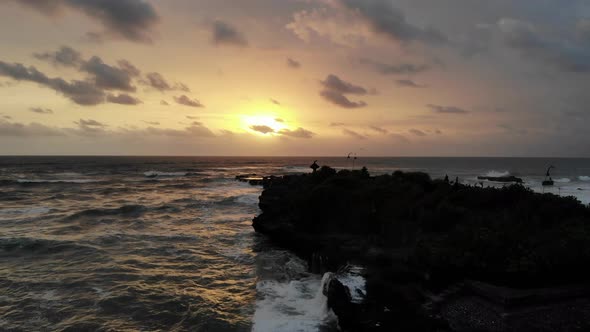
252;166;590;331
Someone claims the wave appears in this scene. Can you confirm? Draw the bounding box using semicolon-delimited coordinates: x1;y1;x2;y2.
337;265;366;304
554;178;571;183
0;206;51;220
0;178;100;185
235;193;260;205
580;176;590;181
17;179;99;184
0;237;102;256
485;170;510;177
66;205;147;220
143;171;197;178
252;272;336;332
281;166;311;174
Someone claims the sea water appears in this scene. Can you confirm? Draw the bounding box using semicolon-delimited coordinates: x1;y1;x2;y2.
1;156;589;331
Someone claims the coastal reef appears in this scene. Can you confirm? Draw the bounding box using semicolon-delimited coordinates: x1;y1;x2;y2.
253;166;590;331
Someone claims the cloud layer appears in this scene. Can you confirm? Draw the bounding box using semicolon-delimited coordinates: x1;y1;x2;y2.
13;0;159;43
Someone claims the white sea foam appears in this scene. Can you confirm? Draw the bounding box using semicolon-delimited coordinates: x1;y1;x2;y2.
143;171;188;178
235;193;259;205
16;179;97;184
338;265;366;304
282;166;312;174
252;272;336;332
554;178;571;183
485;170;510;177
0;206;51;220
579;176;590;181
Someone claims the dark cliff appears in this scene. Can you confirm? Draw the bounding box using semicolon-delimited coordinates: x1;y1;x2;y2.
253;166;590;331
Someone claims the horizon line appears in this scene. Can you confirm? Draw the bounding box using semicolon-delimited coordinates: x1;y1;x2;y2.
1;155;589;159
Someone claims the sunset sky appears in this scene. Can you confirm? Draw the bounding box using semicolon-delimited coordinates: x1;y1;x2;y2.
1;0;590;156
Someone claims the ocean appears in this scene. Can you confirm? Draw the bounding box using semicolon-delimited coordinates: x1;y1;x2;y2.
1;156;590;331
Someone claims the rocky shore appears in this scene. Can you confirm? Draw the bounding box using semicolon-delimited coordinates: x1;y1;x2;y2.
251;166;590;331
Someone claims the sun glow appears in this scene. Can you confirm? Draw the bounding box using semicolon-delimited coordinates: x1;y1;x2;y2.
243;115;288;135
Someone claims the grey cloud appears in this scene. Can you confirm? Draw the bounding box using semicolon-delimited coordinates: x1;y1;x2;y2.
76;119;107;127
0;120;64;137
319;74;369;108
220;129;234;136
337;0;446;45
396;79;426;88
140;126;208;138
143;121;160;126
270;98;281;105
287;58;301;68
121;122;216;138
72;118;108;136
34;46;82;67
563;110;590;118
30;107;54;114
186;115;199;120
13;0;159;43
183;123;216;137
0;118;218;139
118;60;141;77
16;0;62;13
409;129;427;137
81;56;136;92
106;93;142;105
321;74;367;95
578;19;590;42
369;126;388;134
278;127;314;139
160;100;170;106
174;95;204;108
498;123;528;135
250;125;275;134
358;58;430;75
320;90;367;109
390;133;409;143
498;18;590;73
342;129;367;140
330;122;345;127
143;72;190;92
211;20;248;46
29;47;146;105
0;61;105;105
275;118;284;123
35;47;141;88
427;104;470;114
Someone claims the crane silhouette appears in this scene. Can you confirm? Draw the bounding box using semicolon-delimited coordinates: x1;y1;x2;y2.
347;152;358;170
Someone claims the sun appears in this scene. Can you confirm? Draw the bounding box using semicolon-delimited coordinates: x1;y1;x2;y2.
243;115;288;135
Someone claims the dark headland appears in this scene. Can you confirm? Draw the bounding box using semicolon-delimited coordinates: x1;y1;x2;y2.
251;166;590;331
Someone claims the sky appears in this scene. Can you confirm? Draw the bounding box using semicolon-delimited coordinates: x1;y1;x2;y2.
1;0;590;157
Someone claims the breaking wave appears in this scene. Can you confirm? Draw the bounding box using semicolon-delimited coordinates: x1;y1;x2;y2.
253;273;336;332
485;170;510;177
0;206;51;220
143;171;199;178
